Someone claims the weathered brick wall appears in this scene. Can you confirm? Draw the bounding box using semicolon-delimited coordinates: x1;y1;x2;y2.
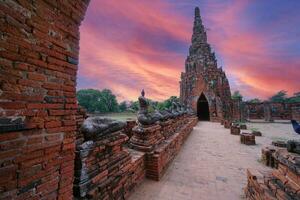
245;149;300;200
74;130;131;199
73;115;197;199
232;99;242;121
0;0;90;199
0;1;200;199
268;102;292;120
244;102;299;121
291;105;300;121
245;103;265;119
146;117;198;181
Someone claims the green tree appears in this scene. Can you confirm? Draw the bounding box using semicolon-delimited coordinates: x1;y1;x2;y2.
247;98;261;103
269;90;287;102
128;101;139;112
77;89;103;112
231;91;243;100
157;96;179;110
100;89;119;112
286;92;300;103
119;101;127;112
77;89;120;113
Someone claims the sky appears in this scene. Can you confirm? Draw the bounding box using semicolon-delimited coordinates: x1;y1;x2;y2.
78;0;300;102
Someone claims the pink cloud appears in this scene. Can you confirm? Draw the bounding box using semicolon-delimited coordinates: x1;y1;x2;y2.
204;1;300;99
78;0;300;102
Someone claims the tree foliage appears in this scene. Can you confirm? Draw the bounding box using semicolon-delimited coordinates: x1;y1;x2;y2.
118;101;127;112
247;98;262;103
77;89;102;113
231;91;243;100
268;90;300;103
157;96;179;110
77;89;182;114
269;90;287;102
286;92;300;103
77;89;119;113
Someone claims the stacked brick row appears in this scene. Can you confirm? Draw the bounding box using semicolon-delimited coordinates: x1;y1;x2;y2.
123;148;146;199
160;119;175;139
146;117;198;181
75;106;88;144
129;124;164;152
245;149;300;200
74;130;131;199
123;120;136;139
74;115;198;199
0;1;90;199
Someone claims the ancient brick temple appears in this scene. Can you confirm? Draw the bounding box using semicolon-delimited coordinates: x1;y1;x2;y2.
0;2;199;199
180;7;232;122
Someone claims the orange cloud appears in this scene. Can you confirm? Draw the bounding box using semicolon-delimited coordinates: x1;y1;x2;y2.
78;0;300;102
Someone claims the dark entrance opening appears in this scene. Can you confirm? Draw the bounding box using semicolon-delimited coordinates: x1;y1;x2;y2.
197;93;210;121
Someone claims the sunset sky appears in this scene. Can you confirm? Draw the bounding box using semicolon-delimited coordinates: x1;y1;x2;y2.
78;0;300;101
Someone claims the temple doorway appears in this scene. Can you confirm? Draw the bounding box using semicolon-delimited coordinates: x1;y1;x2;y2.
197;93;210;121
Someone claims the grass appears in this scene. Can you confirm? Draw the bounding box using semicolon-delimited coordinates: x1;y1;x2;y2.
89;112;137;122
250;127;259;132
270;136;289;142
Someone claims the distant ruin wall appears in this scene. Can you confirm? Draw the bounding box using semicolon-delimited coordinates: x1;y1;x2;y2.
233;102;300;121
292;105;300;121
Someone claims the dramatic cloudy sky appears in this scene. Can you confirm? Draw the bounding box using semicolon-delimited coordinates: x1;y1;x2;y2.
78;0;300;101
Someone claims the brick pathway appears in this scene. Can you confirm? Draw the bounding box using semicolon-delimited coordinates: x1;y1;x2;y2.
129;121;295;200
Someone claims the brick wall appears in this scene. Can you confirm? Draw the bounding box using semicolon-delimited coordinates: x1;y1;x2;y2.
0;1;200;199
0;0;90;199
146;117;198;181
292;107;300;121
244;102;299;121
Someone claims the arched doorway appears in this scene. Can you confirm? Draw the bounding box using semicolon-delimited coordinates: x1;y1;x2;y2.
197;93;210;121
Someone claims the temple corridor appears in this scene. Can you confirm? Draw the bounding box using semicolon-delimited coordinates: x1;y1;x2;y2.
129;122;296;200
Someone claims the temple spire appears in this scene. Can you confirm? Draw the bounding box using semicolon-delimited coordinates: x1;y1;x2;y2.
195;7;200;18
191;7;207;45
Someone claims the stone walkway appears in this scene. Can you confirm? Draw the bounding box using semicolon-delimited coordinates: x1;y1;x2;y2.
129;121;296;200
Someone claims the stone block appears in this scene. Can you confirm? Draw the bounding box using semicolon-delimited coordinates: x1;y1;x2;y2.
245;148;300;200
240;132;255;145
224;120;232;129
230;126;240;135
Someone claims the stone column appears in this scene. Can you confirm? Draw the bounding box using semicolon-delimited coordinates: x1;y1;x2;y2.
264;102;274;122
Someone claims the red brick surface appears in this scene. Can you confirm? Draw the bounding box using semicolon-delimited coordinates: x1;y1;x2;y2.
0;0;90;199
245;149;300;200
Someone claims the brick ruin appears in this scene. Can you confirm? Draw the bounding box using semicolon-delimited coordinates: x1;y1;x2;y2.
0;1;199;199
243;102;300;122
179;7;232;122
0;0;91;199
0;1;300;200
245;148;300;200
178;8;300;123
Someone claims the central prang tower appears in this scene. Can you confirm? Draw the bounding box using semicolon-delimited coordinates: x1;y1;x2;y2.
179;7;233;122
